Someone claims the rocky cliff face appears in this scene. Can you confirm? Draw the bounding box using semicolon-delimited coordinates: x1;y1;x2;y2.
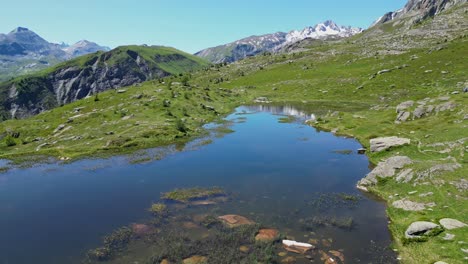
0;46;209;120
373;0;467;26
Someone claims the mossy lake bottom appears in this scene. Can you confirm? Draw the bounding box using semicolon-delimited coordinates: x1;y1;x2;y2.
0;105;396;264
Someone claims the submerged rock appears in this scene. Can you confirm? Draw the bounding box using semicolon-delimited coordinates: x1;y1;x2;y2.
131;223;153;236
405;221;440;239
182;255;208;264
439;218;467;230
370;137;410;152
282;240;314;254
218;214;255;228
255;228;279;242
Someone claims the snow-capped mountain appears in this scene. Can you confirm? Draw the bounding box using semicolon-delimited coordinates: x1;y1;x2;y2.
286;20;362;43
195;20;363;63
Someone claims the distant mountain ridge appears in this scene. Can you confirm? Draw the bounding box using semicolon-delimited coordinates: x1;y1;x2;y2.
0;45;209;120
0;27;109;81
195;20;363;63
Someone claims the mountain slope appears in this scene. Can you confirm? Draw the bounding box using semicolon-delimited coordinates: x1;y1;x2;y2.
0;45;209;120
0;27;109;82
195;20;362;63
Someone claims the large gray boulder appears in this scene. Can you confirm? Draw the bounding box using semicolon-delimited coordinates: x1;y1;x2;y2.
370;137;411;152
357;156;412;189
439;218;467;230
396;101;414;113
393;199;434;211
405;221;440;239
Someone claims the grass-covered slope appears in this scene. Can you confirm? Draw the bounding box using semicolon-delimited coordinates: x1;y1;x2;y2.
0;3;467;263
0;45;209;120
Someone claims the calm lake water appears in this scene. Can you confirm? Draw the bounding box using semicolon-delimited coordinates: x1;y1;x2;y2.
0;105;396;264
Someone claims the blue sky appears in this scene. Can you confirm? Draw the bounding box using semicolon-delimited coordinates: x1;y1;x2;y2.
1;0;407;53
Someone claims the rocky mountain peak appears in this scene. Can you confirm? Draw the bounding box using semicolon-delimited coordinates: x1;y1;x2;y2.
372;0;466;26
10;27;30;34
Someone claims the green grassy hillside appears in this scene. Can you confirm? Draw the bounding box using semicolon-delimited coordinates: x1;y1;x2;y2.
0;45;209;120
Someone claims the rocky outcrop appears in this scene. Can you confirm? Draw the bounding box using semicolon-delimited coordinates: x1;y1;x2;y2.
373;0;467;26
370;137;411;152
357;156;412;190
392;199;435;211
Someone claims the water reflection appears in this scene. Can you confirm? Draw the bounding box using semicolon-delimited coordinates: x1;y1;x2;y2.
245;104;316;121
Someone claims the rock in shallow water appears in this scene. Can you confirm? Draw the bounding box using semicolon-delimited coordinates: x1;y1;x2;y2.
255;228;279;242
282;240;314;254
218;214;255;228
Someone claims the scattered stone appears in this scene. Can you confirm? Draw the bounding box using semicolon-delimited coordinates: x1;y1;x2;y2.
439;218;467;230
396;101;414;113
282;240;314;254
405;221;440;239
329;250;345;262
378;69;392;75
53;124;66;134
358;156;412;188
434;261;448;264
218;215;255;228
396;111;411;122
117;89;126;93
436;101;456;113
182;256;208;264
239;245;250;253
396;169;414;183
393;199;430;211
408;191;418;195
281;256;297;264
370;137;411;152
451;91;460;95
321;239;332;247
419;192;434;197
443;233;455;241
254;97;271;103
255;228;279;242
413;106;427;119
357;148;366;154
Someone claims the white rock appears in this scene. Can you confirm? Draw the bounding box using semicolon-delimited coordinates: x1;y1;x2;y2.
282;240;313;249
440;218;467;230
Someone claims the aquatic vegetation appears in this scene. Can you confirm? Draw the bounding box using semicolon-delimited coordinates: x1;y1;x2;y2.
307;192;361;210
87;227;133;261
149;203;168;216
161;187;225;203
301;216;355;230
332;149;353;155
278;116;296;123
